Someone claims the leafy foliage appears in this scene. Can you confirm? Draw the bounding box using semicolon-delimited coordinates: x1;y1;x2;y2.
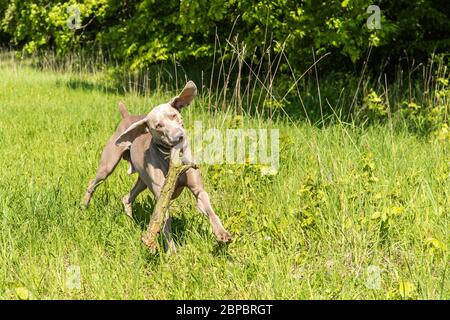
0;0;448;72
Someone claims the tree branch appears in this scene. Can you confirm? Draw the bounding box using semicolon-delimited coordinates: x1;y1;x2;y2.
141;150;197;251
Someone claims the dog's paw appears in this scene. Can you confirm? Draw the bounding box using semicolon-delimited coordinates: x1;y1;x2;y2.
127;163;136;175
122;196;133;218
165;241;178;256
216;230;232;244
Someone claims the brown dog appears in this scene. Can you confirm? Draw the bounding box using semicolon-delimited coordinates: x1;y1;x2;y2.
83;81;232;247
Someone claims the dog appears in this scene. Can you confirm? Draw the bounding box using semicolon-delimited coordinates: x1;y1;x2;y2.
83;81;232;247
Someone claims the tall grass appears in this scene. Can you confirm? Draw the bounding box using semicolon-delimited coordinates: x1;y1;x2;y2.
0;50;448;299
9;36;448;134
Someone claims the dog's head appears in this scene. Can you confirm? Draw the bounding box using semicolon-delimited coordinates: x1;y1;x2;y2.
115;81;197;149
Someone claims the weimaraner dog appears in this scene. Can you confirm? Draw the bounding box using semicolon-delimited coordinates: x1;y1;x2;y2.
83;81;232;246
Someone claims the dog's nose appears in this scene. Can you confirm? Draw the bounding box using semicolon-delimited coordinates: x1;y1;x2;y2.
172;130;185;144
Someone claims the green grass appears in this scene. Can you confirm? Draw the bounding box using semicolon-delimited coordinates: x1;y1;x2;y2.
0;57;448;300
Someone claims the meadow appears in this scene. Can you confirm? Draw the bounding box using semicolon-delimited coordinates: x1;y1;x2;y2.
0;54;448;300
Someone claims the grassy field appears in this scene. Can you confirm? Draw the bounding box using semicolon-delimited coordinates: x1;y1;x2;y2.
0;56;448;300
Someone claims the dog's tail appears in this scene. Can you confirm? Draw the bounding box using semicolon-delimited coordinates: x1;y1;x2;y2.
118;102;130;118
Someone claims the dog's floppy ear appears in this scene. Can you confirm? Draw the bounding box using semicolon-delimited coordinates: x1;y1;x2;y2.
115;118;149;148
170;80;197;110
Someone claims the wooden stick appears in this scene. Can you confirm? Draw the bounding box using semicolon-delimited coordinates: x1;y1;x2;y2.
141;150;197;251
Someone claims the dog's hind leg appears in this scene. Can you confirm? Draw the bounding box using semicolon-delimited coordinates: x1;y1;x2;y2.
83;136;124;208
122;177;147;217
121;149;136;175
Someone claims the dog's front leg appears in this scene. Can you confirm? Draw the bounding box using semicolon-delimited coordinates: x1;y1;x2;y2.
196;189;232;243
163;210;177;254
122;177;147;218
185;171;232;243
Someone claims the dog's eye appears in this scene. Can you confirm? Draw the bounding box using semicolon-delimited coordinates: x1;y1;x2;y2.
170;114;177;120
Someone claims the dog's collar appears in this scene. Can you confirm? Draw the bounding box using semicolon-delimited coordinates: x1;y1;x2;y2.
154;143;171;159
